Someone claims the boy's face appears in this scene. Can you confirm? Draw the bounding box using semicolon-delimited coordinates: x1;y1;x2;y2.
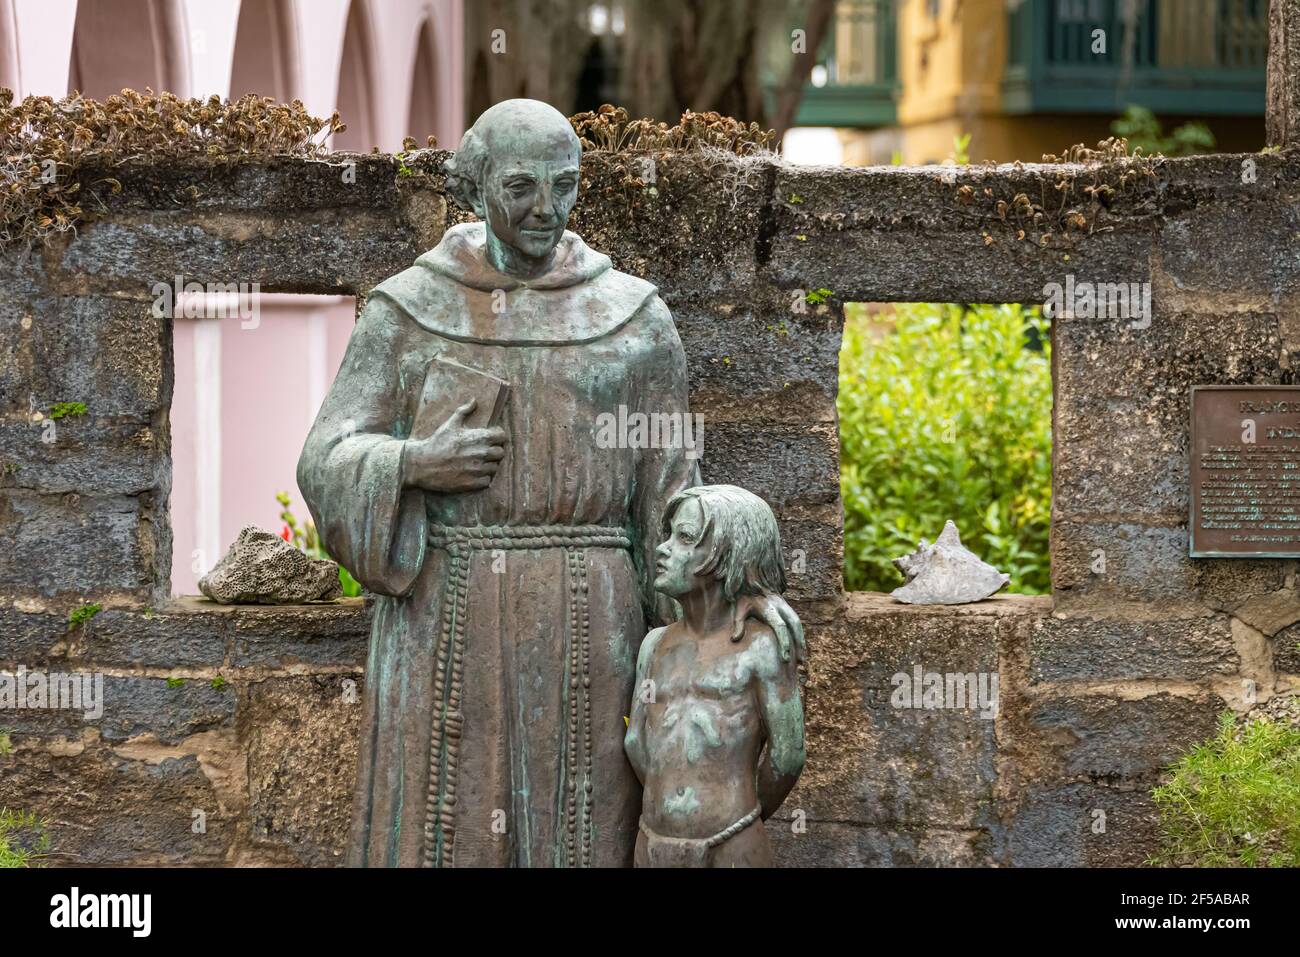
654;499;708;598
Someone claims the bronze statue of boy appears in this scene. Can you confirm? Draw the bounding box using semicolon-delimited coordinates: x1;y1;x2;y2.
624;485;806;867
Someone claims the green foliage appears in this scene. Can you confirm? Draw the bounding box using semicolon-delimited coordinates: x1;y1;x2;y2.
805;287;833;305
838;303;1052;593
1150;711;1300;867
166;677;185;689
49;401;86;419
947;132;971;165
0;728;11;755
67;603;101;629
276;492;362;598
210;675;227;691
0;808;49;868
1110;105;1215;158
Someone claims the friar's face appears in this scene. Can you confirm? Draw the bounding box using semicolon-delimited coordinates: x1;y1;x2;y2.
479;129;580;262
654;499;710;598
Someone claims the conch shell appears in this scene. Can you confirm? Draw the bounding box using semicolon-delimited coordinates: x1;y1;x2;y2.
890;521;1010;605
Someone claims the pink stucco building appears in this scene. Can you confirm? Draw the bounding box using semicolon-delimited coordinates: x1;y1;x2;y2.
0;0;465;592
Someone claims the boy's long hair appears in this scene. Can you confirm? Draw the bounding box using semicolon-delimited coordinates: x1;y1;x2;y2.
662;485;785;602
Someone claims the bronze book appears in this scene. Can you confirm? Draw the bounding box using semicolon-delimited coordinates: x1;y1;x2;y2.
411;355;511;438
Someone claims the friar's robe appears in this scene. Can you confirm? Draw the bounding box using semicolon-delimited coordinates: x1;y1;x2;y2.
297;222;699;867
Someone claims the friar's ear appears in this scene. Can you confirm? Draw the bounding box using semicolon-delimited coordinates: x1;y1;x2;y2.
445;172;483;216
464;180;486;219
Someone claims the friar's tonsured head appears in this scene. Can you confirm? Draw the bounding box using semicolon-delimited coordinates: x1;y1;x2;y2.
444;99;582;264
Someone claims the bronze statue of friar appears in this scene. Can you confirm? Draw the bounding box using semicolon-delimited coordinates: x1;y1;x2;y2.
297;98;803;867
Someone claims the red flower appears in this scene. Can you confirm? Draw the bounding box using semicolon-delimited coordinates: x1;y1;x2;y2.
280;525;292;541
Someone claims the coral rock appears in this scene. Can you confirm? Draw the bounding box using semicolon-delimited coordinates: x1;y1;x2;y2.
890;521;1009;605
199;526;342;604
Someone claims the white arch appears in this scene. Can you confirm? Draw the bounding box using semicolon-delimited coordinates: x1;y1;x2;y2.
229;0;300;100
67;0;190;98
332;0;377;151
406;16;438;143
0;0;19;93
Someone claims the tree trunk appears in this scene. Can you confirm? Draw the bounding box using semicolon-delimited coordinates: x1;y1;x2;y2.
770;0;836;144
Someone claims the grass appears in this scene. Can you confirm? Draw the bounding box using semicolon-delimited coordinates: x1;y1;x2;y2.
0;808;49;868
1150;710;1300;867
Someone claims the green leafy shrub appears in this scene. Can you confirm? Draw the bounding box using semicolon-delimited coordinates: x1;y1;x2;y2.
838;302;1052;593
1111;105;1215;158
1150;709;1300;867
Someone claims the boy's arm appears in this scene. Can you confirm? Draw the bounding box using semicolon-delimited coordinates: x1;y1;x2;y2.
623;626;666;784
753;630;806;820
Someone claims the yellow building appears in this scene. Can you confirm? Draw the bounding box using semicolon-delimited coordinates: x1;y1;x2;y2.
795;0;1267;165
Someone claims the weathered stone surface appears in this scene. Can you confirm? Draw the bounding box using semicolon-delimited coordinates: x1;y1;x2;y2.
0;418;162;496
769;160;1162;304
0;489;157;597
1022;691;1225;784
1267;0;1300;148
1;296;168;419
1158;201;1300;300
1269;619;1300;675
0;598;368;672
674;302;841;416
1052;309;1282;521
793;593;1045;840
567;151;769;299
228;599;369;669
0;742;232;865
767;818;990;867
1227;588;1300;637
777;515;843;603
1004;784;1161;867
243;675;361;866
699;421;839;508
1030;612;1238;683
6;675;234;742
199;526;341;605
56;606;230;669
1051;520;1287;610
73;154;408;216
0;604;72;664
60;214;419;295
890;521;1009;604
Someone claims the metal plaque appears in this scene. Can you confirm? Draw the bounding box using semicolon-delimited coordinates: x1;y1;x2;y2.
1190;385;1300;558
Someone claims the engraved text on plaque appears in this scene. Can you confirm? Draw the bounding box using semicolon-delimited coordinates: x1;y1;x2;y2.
1191;385;1300;557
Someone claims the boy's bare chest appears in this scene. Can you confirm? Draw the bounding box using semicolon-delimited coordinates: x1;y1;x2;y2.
648;634;757;701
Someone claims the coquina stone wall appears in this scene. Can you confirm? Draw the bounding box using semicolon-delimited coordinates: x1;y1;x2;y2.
3;4;1300;864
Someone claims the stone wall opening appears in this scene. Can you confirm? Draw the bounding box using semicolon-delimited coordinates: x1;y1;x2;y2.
167;294;356;596
837;301;1053;596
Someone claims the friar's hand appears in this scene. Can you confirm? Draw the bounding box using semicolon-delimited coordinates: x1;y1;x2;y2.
731;592;806;664
400;399;508;493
